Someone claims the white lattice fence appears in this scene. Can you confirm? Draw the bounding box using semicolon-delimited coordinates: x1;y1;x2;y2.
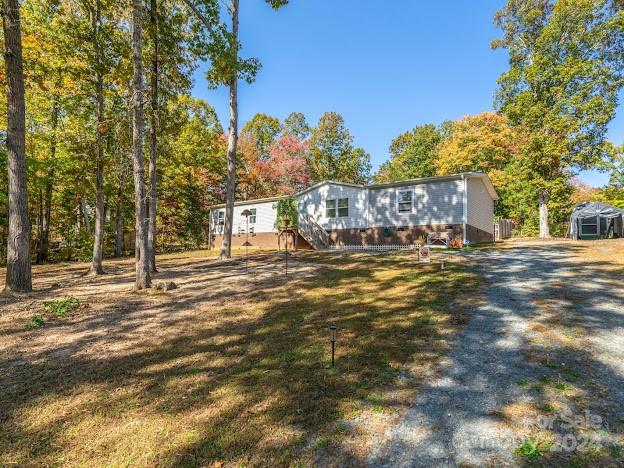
328;244;420;251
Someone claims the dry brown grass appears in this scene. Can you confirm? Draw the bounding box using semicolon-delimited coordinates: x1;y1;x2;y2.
0;250;478;467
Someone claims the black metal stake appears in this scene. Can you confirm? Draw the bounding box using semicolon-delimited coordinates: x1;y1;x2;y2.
245;217;249;274
330;324;337;366
285;237;288;276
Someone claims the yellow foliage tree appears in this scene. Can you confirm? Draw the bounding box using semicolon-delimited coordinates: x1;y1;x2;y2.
435;112;522;188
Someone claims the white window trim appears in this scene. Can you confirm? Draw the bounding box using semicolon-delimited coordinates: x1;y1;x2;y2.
397;189;413;213
326;199;337;218
249;208;257;224
337;198;349;218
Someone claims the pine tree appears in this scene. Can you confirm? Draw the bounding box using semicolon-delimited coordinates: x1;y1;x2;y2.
132;0;151;288
2;0;32;292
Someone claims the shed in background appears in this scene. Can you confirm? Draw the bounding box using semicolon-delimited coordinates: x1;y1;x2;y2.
568;202;624;240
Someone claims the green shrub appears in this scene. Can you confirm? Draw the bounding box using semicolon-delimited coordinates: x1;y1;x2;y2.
276;198;298;229
43;295;80;317
313;435;329;449
516;441;542;458
25;315;46;329
542;403;556;413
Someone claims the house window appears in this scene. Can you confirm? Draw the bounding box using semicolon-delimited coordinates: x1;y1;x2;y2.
326;199;336;218
326;198;348;218
398;190;412;213
217;211;225;225
337;198;349;217
249;208;256;224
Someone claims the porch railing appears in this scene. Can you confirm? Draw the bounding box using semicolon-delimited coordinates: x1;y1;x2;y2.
298;215;330;249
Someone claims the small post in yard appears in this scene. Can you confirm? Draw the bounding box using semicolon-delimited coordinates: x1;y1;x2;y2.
242;241;252;273
419;244;431;264
241;209;252;274
329;324;337;366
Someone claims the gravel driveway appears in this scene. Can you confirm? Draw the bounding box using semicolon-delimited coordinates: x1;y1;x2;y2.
371;241;624;466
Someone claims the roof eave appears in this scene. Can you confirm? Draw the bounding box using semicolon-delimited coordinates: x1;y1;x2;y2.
368;173;466;190
367;172;499;200
208;195;285;210
294;179;365;197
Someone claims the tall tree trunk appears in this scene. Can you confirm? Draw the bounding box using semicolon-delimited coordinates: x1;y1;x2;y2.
38;174;53;262
36;189;42;261
90;0;105;274
37;99;57;264
147;0;158;272
114;169;125;257
132;0;151;289
2;0;32;292
219;0;239;260
538;191;550;238
81;198;91;233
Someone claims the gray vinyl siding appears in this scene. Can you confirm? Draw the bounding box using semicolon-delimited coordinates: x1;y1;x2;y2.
466;177;494;234
297;183;369;230
210;200;279;235
368;180;464;227
210;176;494;237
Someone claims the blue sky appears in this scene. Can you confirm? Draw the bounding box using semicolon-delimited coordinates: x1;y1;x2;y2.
191;0;623;187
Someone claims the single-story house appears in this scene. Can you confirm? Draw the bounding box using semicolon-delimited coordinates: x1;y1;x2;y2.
208;172;498;249
568;201;624;240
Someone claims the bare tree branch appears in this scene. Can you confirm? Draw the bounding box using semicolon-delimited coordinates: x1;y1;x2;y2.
179;0;215;35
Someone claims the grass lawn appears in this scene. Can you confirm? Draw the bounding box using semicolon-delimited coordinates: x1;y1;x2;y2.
0;250;478;466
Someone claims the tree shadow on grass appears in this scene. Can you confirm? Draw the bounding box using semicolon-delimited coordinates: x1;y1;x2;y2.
0;251;477;466
369;241;624;466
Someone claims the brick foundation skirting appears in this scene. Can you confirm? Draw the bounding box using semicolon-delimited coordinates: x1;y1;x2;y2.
465;224;494;243
210;231;311;250
327;224;463;246
210;223;493;249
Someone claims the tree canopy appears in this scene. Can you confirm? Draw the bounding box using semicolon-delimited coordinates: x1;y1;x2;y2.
374;124;444;183
308;112;371;184
492;0;624;236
